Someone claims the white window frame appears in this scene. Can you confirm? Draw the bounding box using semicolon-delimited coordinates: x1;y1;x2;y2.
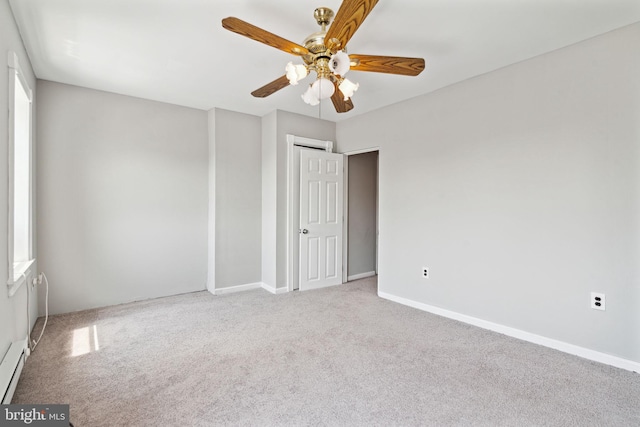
7;51;34;297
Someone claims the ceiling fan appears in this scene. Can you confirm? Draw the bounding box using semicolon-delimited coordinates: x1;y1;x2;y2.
221;0;425;113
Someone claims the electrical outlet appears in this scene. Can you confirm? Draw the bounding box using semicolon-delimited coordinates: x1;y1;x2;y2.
422;267;429;279
31;274;43;286
591;292;605;311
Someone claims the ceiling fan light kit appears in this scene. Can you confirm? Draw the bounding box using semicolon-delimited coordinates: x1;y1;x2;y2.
285;62;308;85
221;0;425;113
329;50;351;76
301;86;320;106
338;78;359;101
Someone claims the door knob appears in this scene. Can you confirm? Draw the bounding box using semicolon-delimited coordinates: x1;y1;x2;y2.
300;229;309;234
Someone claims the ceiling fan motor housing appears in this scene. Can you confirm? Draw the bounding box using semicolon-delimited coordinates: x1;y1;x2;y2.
313;7;334;28
304;31;329;55
303;7;339;78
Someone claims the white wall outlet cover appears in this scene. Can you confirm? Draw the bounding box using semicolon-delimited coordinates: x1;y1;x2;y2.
591;292;605;311
422;267;429;279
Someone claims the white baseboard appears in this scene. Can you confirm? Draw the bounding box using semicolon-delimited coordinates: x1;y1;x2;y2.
213;282;290;296
1;339;27;404
261;284;288;295
347;271;376;281
378;291;640;374
213;282;262;295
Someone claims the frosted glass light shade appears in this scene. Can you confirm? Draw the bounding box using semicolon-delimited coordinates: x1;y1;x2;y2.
338;78;359;100
329;51;350;76
311;77;335;100
302;85;320;106
286;62;308;85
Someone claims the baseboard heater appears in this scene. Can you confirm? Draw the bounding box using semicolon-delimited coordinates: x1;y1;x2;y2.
0;339;27;404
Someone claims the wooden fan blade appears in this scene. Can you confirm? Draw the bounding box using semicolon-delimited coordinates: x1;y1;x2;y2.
331;88;354;113
349;54;425;76
331;88;353;113
251;75;291;98
222;17;309;56
325;0;379;50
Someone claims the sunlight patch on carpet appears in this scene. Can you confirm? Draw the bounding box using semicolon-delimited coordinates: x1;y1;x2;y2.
71;325;100;357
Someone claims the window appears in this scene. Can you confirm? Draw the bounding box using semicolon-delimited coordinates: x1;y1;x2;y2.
7;51;34;296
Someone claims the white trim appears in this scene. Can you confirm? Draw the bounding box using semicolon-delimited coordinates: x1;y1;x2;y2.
342;147;380;156
211;282;290;296
347;271;376;281
286;134;334;293
261;283;277;294
1;339;27;404
375;153;379;274
286;138;295;293
342;157;349;283
378;291;640;374
212;282;262;295
7;52;32;101
7;51;18;68
6;278;25;299
286;134;333;152
261;283;288;295
7;51;35;297
7;260;35;297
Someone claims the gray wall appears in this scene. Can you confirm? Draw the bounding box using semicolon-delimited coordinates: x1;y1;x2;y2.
348;151;378;278
213;108;262;289
0;0;38;356
37;81;209;314
336;23;640;362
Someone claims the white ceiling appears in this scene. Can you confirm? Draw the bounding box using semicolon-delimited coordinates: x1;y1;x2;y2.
9;0;640;122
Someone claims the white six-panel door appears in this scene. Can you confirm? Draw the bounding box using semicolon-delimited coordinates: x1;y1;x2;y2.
299;150;344;291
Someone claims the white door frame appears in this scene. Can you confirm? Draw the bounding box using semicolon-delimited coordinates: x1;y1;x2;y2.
286;134;334;292
342;147;380;284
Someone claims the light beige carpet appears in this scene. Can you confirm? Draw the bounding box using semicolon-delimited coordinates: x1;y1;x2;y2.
13;277;640;426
